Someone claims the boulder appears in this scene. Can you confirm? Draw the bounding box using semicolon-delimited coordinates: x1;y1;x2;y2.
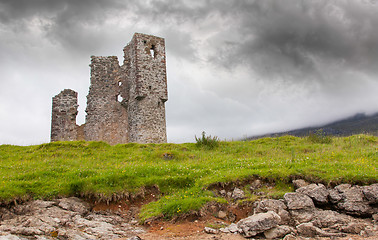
296;183;329;204
204;227;218;234
296;222;345;238
362;183;378;204
341;222;367;234
292;179;309;189
0;235;23;240
284;192;315;210
289;209;314;225
329;184;374;217
254;199;290;225
264;225;294;239
311;210;353;228
58;197;92;215
236;211;281;237
231;188;245;200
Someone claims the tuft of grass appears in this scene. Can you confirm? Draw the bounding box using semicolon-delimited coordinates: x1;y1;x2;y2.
307;129;333;144
0;135;377;220
195;131;220;149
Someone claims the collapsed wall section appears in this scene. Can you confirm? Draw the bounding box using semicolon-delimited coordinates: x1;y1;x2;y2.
124;33;168;143
51;89;79;142
84;56;129;145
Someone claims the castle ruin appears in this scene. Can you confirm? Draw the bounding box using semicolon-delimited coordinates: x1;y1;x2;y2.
51;33;168;144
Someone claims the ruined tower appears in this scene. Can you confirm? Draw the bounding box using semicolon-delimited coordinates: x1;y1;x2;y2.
50;33;168;144
50;89;79;142
124;33;168;143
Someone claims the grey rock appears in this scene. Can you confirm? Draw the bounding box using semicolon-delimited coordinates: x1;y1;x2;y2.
292;179;309;189
254;199;290;225
10;227;44;236
31;200;56;209
373;213;378;223
329;189;343;203
58;197;91;215
284;192;315;210
264;225;295;239
217;211;227;219
0;235;23;240
362;183;378;204
219;190;226;196
127;237;142;240
335;184;352;193
332;185;374;216
311;210;353;228
341;222;367;234
283;233;297;240
254;199;287;213
0;197;145;240
227;223;239;233
296;222;345;238
204;227;218;234
237;211;281;237
290;209;314;225
231;188;245;200
220;223;239;233
250;179;262;190
296;183;329;204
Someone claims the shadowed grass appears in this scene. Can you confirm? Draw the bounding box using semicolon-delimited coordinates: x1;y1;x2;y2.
0;135;377;220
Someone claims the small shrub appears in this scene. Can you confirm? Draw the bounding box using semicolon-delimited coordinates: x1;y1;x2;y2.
307;129;332;144
195;131;220;149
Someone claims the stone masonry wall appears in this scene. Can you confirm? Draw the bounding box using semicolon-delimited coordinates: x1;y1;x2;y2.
50;89;79;142
84;56;129;145
51;33;168;144
124;33;168;143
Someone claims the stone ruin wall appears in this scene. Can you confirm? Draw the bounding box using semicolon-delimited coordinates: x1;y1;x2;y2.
124;33;168;143
50;33;167;144
84;56;129;145
50;89;79;142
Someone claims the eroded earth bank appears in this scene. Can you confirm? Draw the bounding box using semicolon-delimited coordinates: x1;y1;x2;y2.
0;179;377;240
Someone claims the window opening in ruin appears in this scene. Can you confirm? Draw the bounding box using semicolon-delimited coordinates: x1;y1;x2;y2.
143;40;147;44
117;94;123;103
158;101;161;107
150;45;155;58
148;86;152;90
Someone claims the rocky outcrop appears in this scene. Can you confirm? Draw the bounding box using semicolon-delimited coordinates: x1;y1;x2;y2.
209;182;378;239
236;211;281;237
0;197;144;239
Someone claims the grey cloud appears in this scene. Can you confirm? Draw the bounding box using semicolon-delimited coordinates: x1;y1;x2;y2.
206;0;378;83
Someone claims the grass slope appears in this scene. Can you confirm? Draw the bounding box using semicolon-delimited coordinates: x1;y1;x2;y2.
0;135;377;221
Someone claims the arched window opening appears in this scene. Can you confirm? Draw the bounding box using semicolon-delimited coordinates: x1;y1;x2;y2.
117;94;123;103
150;45;155;58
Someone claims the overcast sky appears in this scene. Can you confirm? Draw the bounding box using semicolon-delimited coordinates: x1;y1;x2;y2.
1;0;378;145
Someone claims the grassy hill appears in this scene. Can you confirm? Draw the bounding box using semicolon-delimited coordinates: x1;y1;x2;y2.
0;135;377;221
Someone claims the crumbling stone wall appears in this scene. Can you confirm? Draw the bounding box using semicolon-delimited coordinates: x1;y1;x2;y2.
84;56;129;145
50;89;79;142
50;33;168;144
124;33;168;143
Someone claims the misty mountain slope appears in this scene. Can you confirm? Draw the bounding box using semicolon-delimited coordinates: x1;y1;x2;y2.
248;112;378;139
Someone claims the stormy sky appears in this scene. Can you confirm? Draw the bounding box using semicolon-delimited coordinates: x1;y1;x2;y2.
1;0;378;145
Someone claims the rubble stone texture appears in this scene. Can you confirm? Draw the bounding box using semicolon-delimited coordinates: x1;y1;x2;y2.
50;89;79;142
50;33;168;144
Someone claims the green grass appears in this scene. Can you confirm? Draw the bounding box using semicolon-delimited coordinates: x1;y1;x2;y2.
0;135;377;221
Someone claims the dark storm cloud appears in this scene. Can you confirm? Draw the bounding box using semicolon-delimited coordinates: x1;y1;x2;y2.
205;0;378;83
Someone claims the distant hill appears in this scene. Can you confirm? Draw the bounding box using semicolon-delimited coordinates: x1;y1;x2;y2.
248;112;378;140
